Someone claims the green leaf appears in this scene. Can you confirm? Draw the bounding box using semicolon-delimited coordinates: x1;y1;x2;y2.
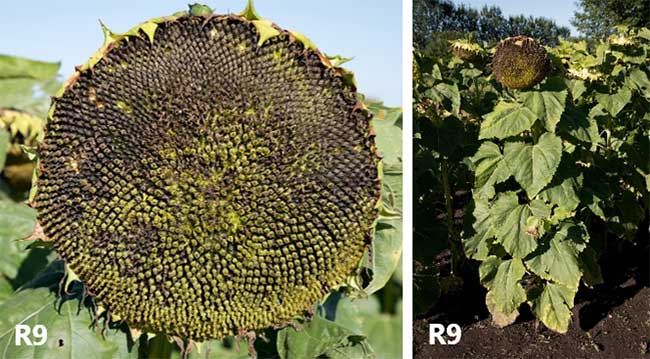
369;103;402;165
538;160;582;212
431;65;442;81
0;131;8;170
366;220;402;296
425;83;460;116
478;256;502;289
469;141;511;199
0;277;13;304
531;282;576;334
0;55;60;117
0;55;60;80
365;104;402;295
525;223;586;289
0;287;137;358
504;133;563;197
462;198;494;260
277;315;373;359
564;79;586;100
139;22;158;44
519;90;567;132
0;200;37;279
626;68;650;97
479;102;538;140
490;192;551;258
559;104;599;147
333;296;401;359
595;88;632;116
485;259;527;325
580;247;603;287
637;28;650;40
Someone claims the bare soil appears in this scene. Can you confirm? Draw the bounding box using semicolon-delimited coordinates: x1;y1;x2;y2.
414;218;650;359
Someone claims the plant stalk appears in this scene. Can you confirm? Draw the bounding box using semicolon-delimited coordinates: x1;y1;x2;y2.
441;159;461;274
146;334;174;359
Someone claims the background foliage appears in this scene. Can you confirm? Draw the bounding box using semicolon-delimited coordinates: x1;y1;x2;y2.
572;0;650;40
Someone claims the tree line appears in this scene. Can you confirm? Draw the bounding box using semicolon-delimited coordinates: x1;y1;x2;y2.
414;0;650;50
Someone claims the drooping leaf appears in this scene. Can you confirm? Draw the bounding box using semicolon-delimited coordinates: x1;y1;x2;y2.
364;104;402;295
531;282;577;334
479;101;538;140
503;132;563;197
366;220;402;296
525;223;587;289
485;291;518;327
490;192;551;258
485;259;527;325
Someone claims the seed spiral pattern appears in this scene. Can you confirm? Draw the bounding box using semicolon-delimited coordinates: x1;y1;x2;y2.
492;36;552;90
34;15;381;340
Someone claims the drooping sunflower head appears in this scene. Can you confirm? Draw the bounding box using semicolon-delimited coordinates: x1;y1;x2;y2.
449;39;485;62
491;36;551;90
0;109;43;190
33;3;381;341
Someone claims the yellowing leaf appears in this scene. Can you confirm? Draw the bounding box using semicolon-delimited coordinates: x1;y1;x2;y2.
525;222;587;289
531;282;576;334
485;258;526;325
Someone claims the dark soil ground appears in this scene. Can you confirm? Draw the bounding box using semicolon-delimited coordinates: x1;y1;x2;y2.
414;218;650;359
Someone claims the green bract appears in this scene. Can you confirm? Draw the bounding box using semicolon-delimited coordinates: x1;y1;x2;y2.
33;3;382;341
491;36;552;90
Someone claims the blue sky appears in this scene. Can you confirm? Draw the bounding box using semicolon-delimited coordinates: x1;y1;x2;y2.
456;0;579;36
0;0;402;106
